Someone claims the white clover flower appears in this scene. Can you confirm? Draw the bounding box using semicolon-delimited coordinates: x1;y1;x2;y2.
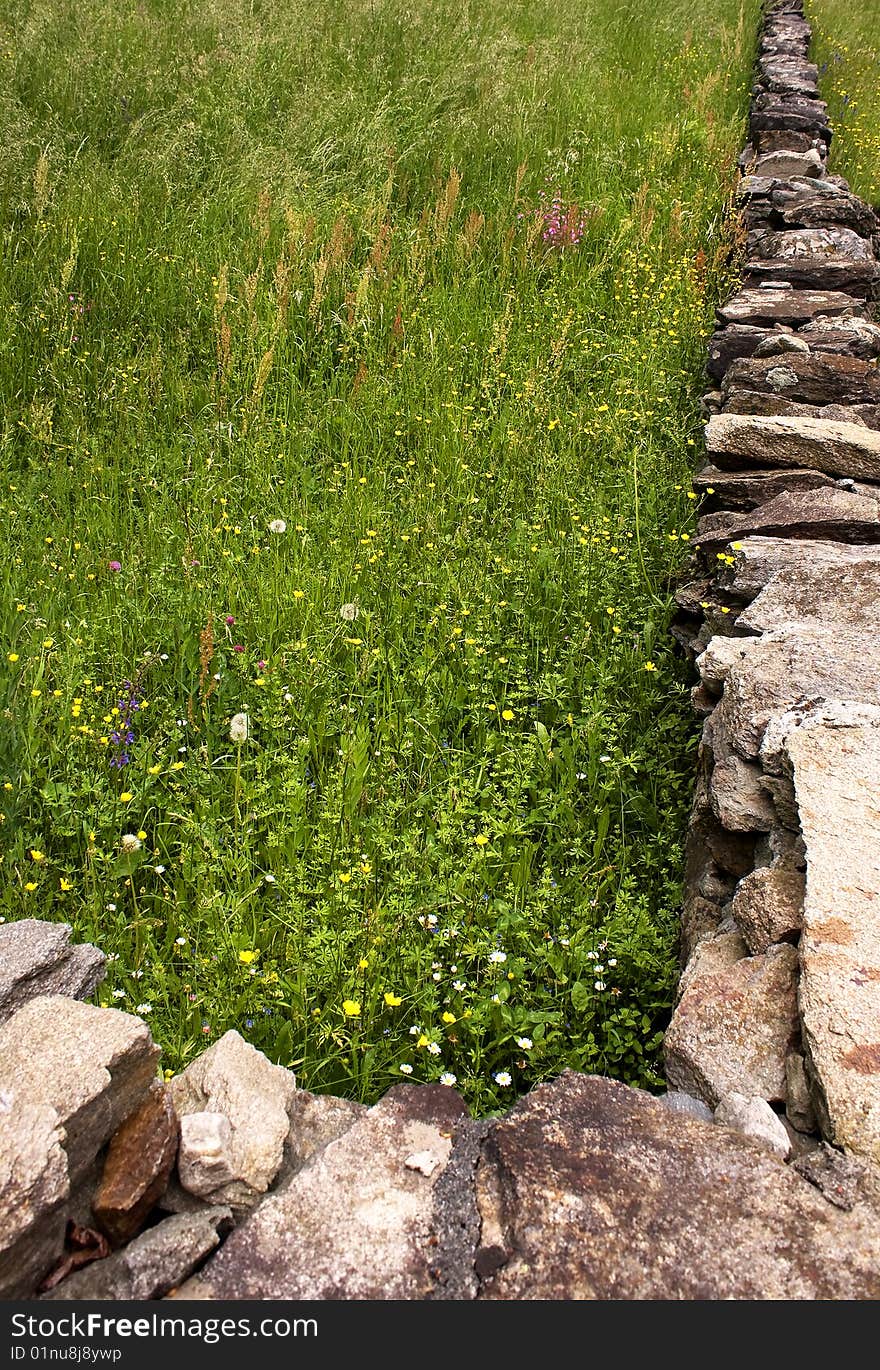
440;1072;457;1087
515;1037;533;1050
399;1063;413;1075
594;980;606;991
494;1071;512;1087
120;833;142;854
135;1002;152;1014
229;712;249;744
268;518;287;534
427;1042;442;1056
608;958;617;967
488;950;507;964
340;602;359;622
106;903;117;913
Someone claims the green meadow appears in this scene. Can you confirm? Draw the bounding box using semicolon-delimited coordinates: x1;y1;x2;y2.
0;0;759;1107
810;0;880;201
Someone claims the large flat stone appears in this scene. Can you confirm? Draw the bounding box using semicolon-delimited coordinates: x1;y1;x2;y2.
0;1094;69;1298
0;920;105;1025
722;354;880;409
781;711;880;1163
706;414;880;480
469;1073;880;1300
799;315;880;359
717;287;860;328
718;536;880;602
738;562;880;635
664;943;799;1106
693;464;835;514
0;997;159;1186
697;487;880;552
177;1083;468;1299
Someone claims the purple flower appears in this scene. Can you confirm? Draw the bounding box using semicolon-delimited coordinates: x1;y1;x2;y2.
108;560;122;572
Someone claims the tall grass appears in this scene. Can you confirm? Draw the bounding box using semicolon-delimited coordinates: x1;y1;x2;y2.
0;0;757;1108
810;0;880;201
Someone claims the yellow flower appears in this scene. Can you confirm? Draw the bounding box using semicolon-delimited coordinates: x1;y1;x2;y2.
59;878;73;891
120;791;133;802
417;1034;429;1048
255;676;266;686
339;872;352;884
501;709;514;721
342;1000;361;1017
238;950;258;965
7;653;18;662
24;881;37;891
148;764;161;775
293;589;305;599
30;689;41;698
384;991;402;1007
441;1011;456;1024
170;761;185;771
30;849;45;863
643;661;656;672
474;834;489;847
42;638;53;649
3;782;12;791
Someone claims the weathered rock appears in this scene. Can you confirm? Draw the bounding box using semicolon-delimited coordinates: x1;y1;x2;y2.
731;860;804;953
664;943;799;1106
169;1031;296;1213
753;149;824;179
470;1073;880;1300
799;315;880;360
792;1143;880;1211
770;182;879;238
780;712;880;1163
0;1093;69;1298
660;1090;715;1123
43;1208;233;1301
744;227;878;294
678;929;748;1002
707;323;796;380
0;997;159;1186
706;413;880;480
738;561;880;635
0;920;105;1025
696;487;880;552
177;1112;236;1199
708;754;776;832
699;624;880;759
754;330;811;357
720;393;880;426
177;1084;467;1299
93;1083;178;1246
786;1052;818;1134
718;535;880;602
693;464;834;514
718;287;861;329
723;353;880;409
277;1090;367;1191
715;1092;792;1158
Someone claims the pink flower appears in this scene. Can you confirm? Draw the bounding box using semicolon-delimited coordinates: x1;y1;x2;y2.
233;645;244;653
108;560;122;572
225;615;236;625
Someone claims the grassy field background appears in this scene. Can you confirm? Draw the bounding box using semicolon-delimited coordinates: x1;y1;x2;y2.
0;0;757;1107
810;0;880;203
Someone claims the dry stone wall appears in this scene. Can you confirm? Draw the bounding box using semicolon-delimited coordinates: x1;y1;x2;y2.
3;0;880;1303
667;0;880;1169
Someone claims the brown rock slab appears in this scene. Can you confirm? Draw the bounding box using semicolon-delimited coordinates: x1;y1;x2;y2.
708;754;776;832
719;534;880;602
717;286;860;328
799;315;880;360
693;463;835;514
0;996;159;1186
177;1083;468;1299
472;1073;880;1300
707;323;788;380
0;920;105;1025
782;711;880;1163
753;149;824;179
706;413;880;480
93;1083;178;1246
696;487;880;552
0;1094;69;1298
731;860;805;953
664;943;799;1106
722;353;880;409
677;929;749;1001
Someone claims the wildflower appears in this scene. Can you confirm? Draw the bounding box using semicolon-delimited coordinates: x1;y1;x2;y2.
59;878;72;891
440;1072;457;1087
112;989;126;999
474;834;489;847
108;561;122;572
384;992;402;1007
24;882;37;892
30;850;45;863
229;712;249;743
427;1042;442;1056
516;1037;533;1050
453;980;466;992
340;603;359;621
175;937;187;946
441;1011;456;1024
399;1063;414;1075
342;1000;361;1017
594;980;606;991
644;661;657;672
501;709;515;721
409;1025;421;1036
494;1071;512;1087
7;653;18;663
135;1003;152;1014
238;950;258;965
155;865;166;875
119;792;133;803
120;833;142;854
264;874;276;884
268;519;287;534
488;950;507;964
